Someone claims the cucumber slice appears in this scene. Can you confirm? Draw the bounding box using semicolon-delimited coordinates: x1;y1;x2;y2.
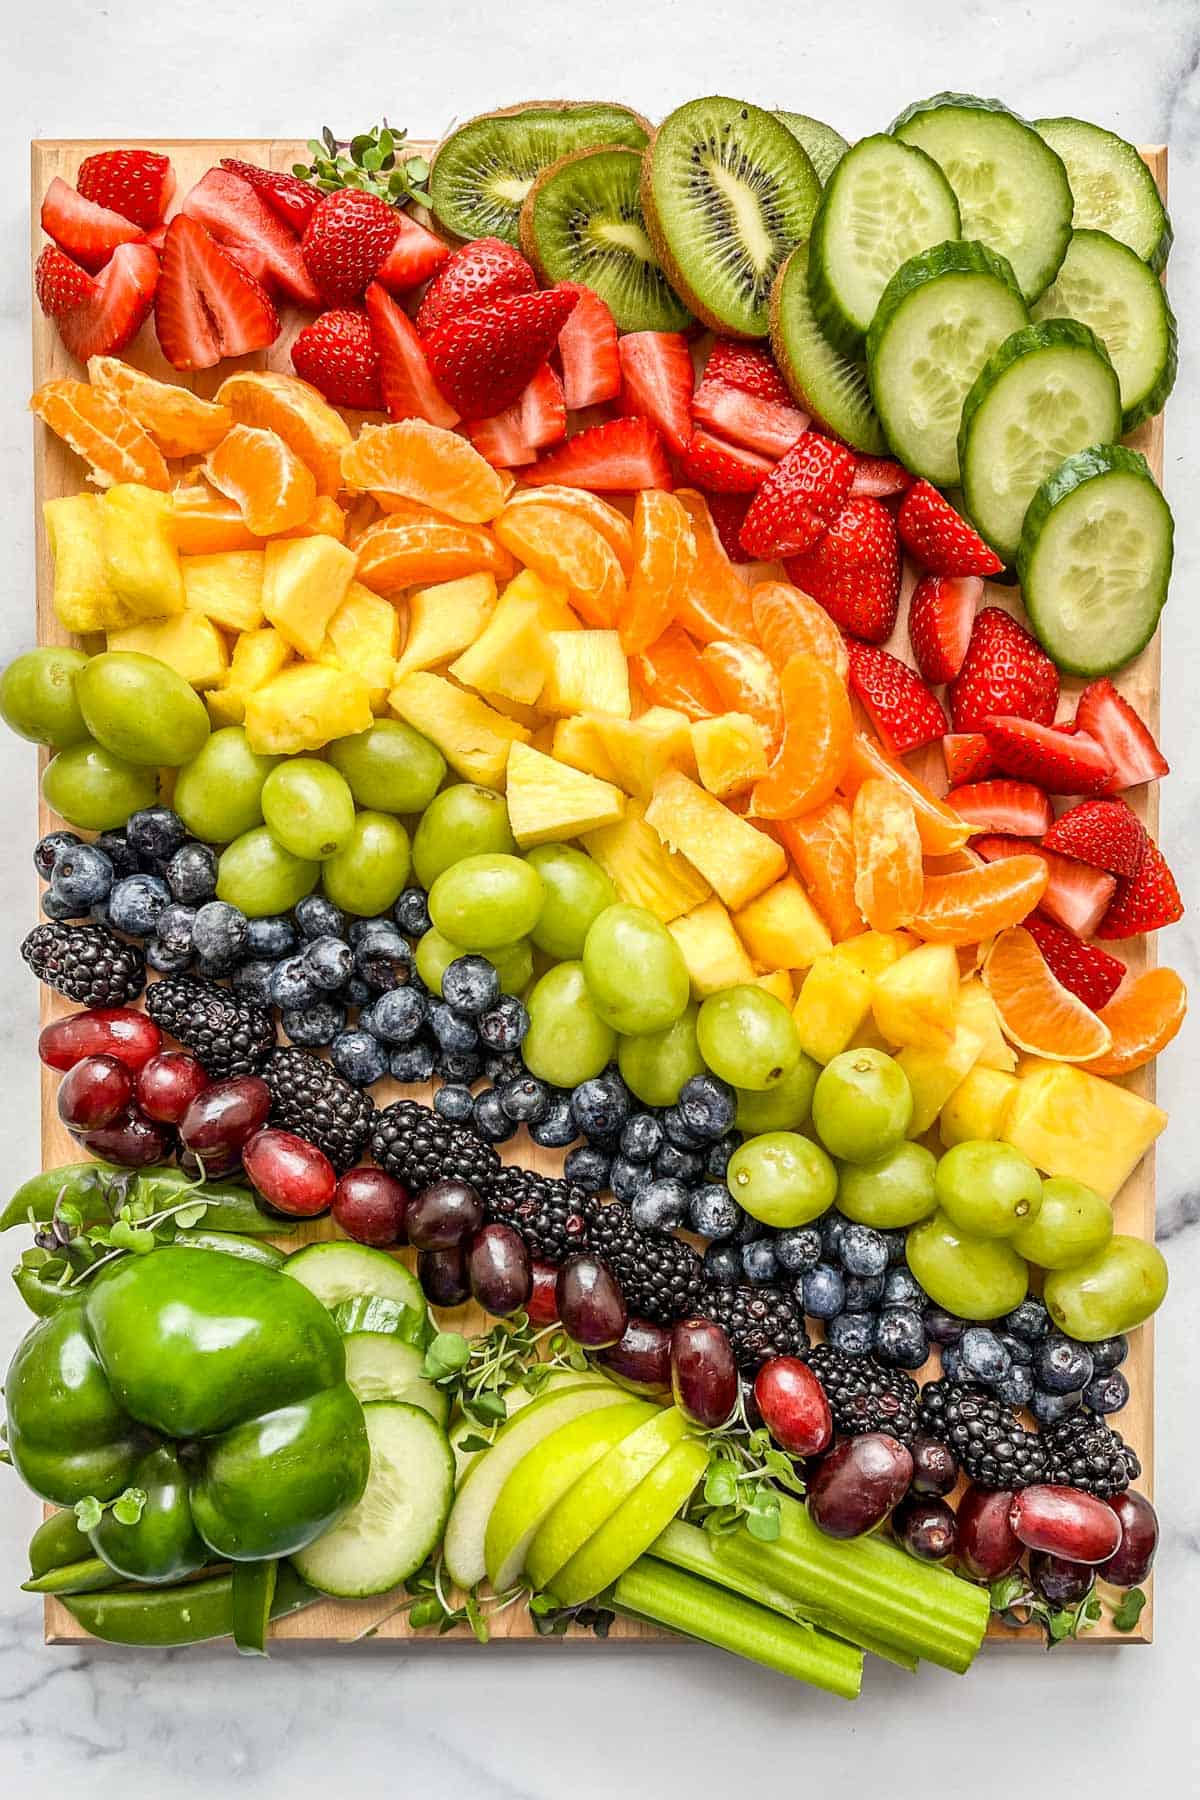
892;93;1073;301
959;319;1122;563
775;112;851;185
770;242;887;455
1017;443;1174;677
1035;118;1172;272
343;1334;449;1427
283;1240;425;1320
291;1402;454;1599
808;134;961;352
1032;228;1178;432
330;1293;431;1347
867;239;1029;485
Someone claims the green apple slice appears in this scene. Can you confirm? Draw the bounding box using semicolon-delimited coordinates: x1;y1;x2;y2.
485;1399;657;1591
443;1383;627;1588
548;1436;709;1607
450;1369;603;1481
525;1406;688;1594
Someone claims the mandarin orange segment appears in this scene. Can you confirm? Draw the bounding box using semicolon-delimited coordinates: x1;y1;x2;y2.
912;856;1048;946
87;356;233;457
31;378;169;490
775;801;864;942
674;490;756;643
752;579;849;684
493;502;625;627
984;927;1113;1061
355;517;515;596
1083;966;1187;1075
506;483;635;577
751;652;853;820
839;732;972;856
631;622;723;720
216;369;352;496
171;483;264;552
278;495;348;542
620;490;697;655
851;778;924;931
341;419;512;523
204;424;318;537
701;638;785;757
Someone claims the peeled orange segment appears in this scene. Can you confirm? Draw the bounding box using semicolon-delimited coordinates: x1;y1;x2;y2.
493;503;625;627
701;638;785;757
674;490;756;642
505;484;635;577
204;424;318;536
851;778;924;931
355;518;515;596
215;369;352;495
31;378;169;489
924;846;985;876
752;580;849;684
775;800;863;942
340;419;512;523
840;733;972;856
620;489;697;655
751;653;853;820
278;495;348;541
172;483;264;552
372;491;457;524
87;356;233;457
912;856;1048;945
984;927;1113;1062
631;622;722;719
1082;966;1187;1075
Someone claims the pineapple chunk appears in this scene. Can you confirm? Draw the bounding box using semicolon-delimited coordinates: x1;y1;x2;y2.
388;671;529;789
394;574;498;678
755;969;794;1006
506;741;624;847
539;631;630;718
244;663;372;754
208;621;291;726
793;957;873;1065
872;944;961;1050
100;484;185;619
692;713;768;798
320;581;399;711
553;715;621;784
734;876;833;974
837;931;917;979
503;568;580;633
206;687;246;729
940;1067;1020;1148
450;591;550;706
645;771;785;911
44;493;135;633
182;551;265;633
594;708;697;800
668;899;757;998
898;1024;985;1137
1002;1061;1166;1201
956;978;1017;1073
262;535;357;658
108;611;228;689
582;800;711;924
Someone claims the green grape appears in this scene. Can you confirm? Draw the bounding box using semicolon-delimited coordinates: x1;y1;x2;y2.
934;1140;1042;1239
837;1141;939;1228
412;784;516;888
41;741;158;831
734;1055;820;1134
428;853;544;951
811;1048;913;1162
1011;1176;1113;1270
173;727;280;843
697;985;801;1091
525;844;616;960
415;928;532;998
905;1211;1028;1320
727;1131;837;1227
216;827;319;916
322;812;412;916
1043;1235;1168;1340
261;758;356;860
0;647;90;747
618;1004;704;1107
327;719;446;814
523;962;617;1087
583;904;690;1035
75;651;209;766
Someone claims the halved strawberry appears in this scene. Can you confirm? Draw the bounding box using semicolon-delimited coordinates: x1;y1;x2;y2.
1073;678;1169;792
53;242;159;362
221;158;319;233
1042;798;1146;879
947;780;1054;837
982;715;1114;794
950;607;1060;733
706;492;752;564
41;177;144;272
182;167;321;307
78;149;175;230
35;245;97;319
942;732;993;786
415;237;537;338
1096;838;1184;938
154;216;278;371
846;641;948;755
468;363;567;467
973;835;1117;937
375;212;451;292
365;281;458;427
739;431;856;558
618;331;694;456
703;338;792;405
292;309;383;411
783;496;901;643
521;415;672;491
425;287;578;420
908;574;980;685
556;284;620;410
897;480;1004;577
850;456;914;498
1024;913;1127;1012
691;376;809;459
679;430;772;493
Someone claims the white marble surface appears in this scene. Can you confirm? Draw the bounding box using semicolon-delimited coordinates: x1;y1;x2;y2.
2;1;1199;1791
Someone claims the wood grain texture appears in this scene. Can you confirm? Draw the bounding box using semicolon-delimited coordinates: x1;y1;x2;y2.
30;140;1166;1650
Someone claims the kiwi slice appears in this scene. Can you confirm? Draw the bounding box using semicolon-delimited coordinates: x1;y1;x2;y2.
776;111;851;185
769;241;887;454
642;96;821;336
520;146;691;333
429;101;652;247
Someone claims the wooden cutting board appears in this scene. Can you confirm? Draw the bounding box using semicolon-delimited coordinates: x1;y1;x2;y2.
30;138;1166;1649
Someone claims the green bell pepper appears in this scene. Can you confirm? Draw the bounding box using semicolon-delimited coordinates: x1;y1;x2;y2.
5;1247;369;1578
60;1562;319;1648
0;1163;281;1236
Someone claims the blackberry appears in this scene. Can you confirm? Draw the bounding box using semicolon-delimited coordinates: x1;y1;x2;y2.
696;1280;809;1370
263;1047;374;1173
586;1199;705;1327
1041;1412;1140;1498
808;1346;920;1444
371;1097;500;1192
485;1166;592;1265
22;922;144;1007
145;974;274;1075
918;1379;1046;1490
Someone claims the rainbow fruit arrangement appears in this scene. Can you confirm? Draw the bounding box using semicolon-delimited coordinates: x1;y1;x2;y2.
0;93;1180;1675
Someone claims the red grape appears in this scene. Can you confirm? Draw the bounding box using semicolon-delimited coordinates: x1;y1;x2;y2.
332;1168;409;1247
893;1493;957;1562
243;1129;336;1217
807;1434;913;1539
57;1054;132;1129
1030;1551;1094;1607
1099;1490;1158;1587
556;1254;627;1348
418;1246;470;1307
467;1223;531;1317
909;1434;959;1497
406;1179;484;1251
754;1356;832;1456
78;1107;174;1167
597;1316;671;1392
956;1484;1023;1580
526;1260;560;1325
39;1007;161;1072
1010;1485;1122;1564
671;1319;738;1428
179;1076;270;1161
136;1052;209;1124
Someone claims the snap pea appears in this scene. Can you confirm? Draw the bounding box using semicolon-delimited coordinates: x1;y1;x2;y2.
23;1557;121;1596
0;1162;281;1237
232;1558;278;1656
29;1507;93;1577
13;1263;76;1317
60;1562;319;1648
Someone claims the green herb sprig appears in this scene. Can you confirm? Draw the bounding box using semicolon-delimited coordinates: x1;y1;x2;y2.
420;1316;586;1446
691;1387;807;1543
988;1572;1146;1646
294;125;430;209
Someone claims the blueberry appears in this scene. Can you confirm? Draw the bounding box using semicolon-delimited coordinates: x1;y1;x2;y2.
155;904;197;959
1004;1298;1051;1344
736;1213;767;1244
958;1326;1012;1387
880;1228;909;1267
483;1051;525;1085
678;1073;736;1142
341;975;372;1009
295;895;346;941
620;1113;664;1164
775;1225;823;1274
331;1029;389;1087
434;1084;476;1126
571;1072;631;1140
705;1136;737;1181
499;1076;551;1124
88;896;112;926
654;1142;705;1184
704;1242;743;1286
108;873;171;938
940;1343;963;1381
632;1178;689;1233
882;1267;924;1310
304;935;354;992
192;900;248;971
827;1312;874;1356
283;1001;346;1047
93;831;140;881
564;1145;610;1191
820;1210;851;1264
1084;1369;1130;1415
839;1223;888;1278
662;1107;705;1152
609;1155;645;1202
435;1049;482;1085
474;1087;516;1145
430;1002;479;1054
996;1365;1035;1409
393;887;431;937
42;888;89;920
529;1096;578;1150
873;1307;928;1370
363;987;427;1045
478;996;529;1054
245;915;297;961
164;843;217;906
270;954;318;1012
389;1041;435;1084
1034;1335;1094;1395
232;959;275;1006
923;1307;965;1347
688;1184;742;1241
356;927;414;991
51;844;113;909
35;830;82;879
442;955;500;1017
1088;1334;1129;1373
347;915;389;947
1031;1387;1082;1426
125;806;186;864
996;1331;1033;1366
801;1263;845;1320
842;1272;885;1312
146;938;194;974
742;1238;779;1284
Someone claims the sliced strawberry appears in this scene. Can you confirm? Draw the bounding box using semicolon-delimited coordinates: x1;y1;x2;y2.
1096;838;1184;938
950;607;1060;733
365;281;458;427
908;574;980;685
468;363;566;467
850;456;914;498
703;339;792;405
973;835;1117;937
679;430;773;493
1073;678;1169;792
467;409;536;468
221;158;319;233
222;243;272;287
182;167;321;307
424;287;578;420
556;284;620;410
692;377;809;459
846;641;948;756
292;309;383;411
739;431;855;558
416;237;537;337
155;217;277;371
706;492;753;564
35;245;97;319
1024;913;1127;1012
942;732;993;786
783;496;901;643
77;149;175;230
947;780;1054;837
618;332;694;457
521;415;672;491
54;242;159;362
897;480;1004;577
1042;798;1146;880
982;716;1114;794
375;212;451;292
41;177;143;272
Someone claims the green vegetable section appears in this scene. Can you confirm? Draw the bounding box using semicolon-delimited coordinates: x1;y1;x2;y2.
60;1562;319;1649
